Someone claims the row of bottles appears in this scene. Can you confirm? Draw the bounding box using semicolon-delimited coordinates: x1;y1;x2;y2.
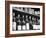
16;19;33;31
13;14;39;23
12;13;40;31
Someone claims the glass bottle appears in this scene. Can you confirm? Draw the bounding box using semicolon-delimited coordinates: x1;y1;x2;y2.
26;15;29;30
22;19;26;30
29;20;33;30
21;15;25;30
12;17;16;31
17;19;21;31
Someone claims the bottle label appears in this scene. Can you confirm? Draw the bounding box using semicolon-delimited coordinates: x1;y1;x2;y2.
18;25;21;30
13;22;16;31
22;25;26;30
26;23;29;30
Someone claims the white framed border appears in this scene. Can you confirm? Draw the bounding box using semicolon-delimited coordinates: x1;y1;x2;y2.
10;4;43;34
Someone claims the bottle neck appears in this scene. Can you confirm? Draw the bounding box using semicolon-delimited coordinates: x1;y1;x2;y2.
26;18;29;23
29;20;32;24
22;19;25;25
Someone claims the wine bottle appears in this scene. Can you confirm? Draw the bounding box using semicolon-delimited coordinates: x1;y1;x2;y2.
13;17;16;31
17;19;21;30
22;19;26;30
29;20;33;30
20;15;26;30
26;16;29;30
